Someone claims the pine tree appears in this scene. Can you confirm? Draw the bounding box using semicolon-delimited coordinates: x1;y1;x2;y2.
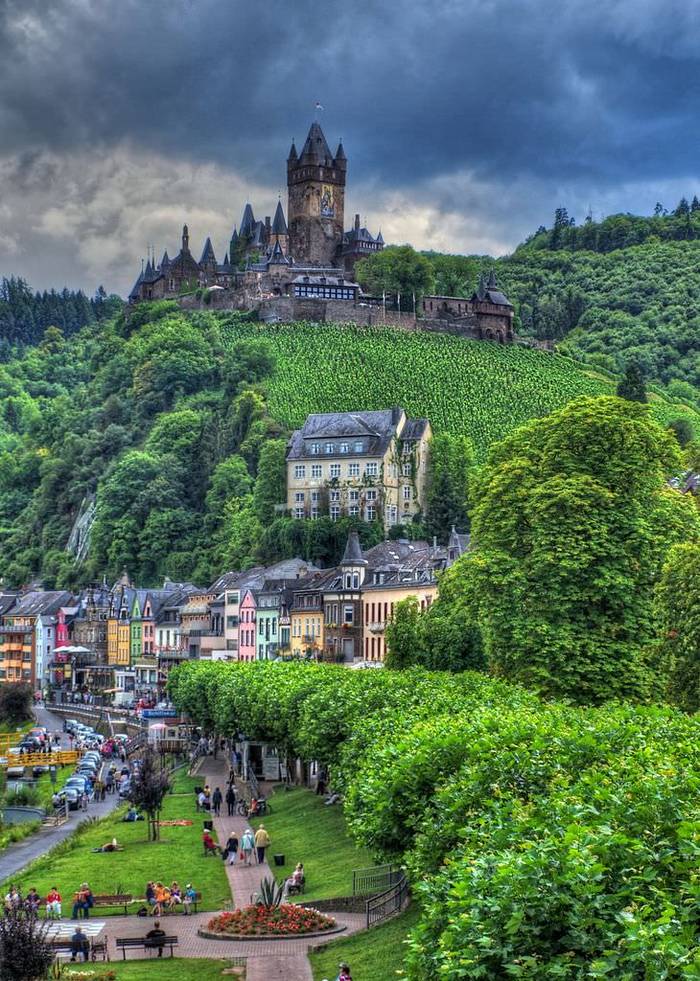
617;363;648;403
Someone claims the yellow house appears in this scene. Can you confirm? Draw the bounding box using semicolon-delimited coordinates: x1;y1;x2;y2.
289;572;328;659
107;582;134;667
286;408;432;529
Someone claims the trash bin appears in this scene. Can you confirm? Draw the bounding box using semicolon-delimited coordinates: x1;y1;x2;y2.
274;854;285;867
203;819;213;831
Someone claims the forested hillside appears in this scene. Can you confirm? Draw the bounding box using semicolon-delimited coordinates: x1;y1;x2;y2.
0;277;121;349
2;302;694;589
414;209;700;400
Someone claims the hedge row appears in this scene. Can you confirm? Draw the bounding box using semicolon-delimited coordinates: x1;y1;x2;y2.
168;661;700;978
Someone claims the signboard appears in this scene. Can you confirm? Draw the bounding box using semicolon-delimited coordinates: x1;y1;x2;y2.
141;708;178;719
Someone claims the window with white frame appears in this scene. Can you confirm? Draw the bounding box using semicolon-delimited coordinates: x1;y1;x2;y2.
349;490;359;502
403;486;411;501
354;441;363;452
330;463;341;478
294;464;306;478
366;505;376;521
310;507;319;519
343;605;354;624
365;462;378;477
311;464;322;478
402;462;412;476
295;507;304;519
330;505;340;521
365;489;376;501
325;442;334;454
340;442;349;453
348;462;360;477
330;490;340;502
310;443;320;455
311;491;320;502
349;505;359;517
294;491;305;503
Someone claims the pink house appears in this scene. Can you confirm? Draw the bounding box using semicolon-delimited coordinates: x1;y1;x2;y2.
238;590;257;662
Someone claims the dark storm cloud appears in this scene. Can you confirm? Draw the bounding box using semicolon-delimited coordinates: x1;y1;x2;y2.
2;0;700;291
2;0;700;187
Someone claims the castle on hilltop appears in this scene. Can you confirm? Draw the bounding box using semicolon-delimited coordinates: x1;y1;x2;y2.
128;116;520;345
129;120;384;305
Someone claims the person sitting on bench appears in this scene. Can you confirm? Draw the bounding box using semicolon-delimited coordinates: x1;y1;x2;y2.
284;863;305;897
70;926;89;962
202;830;220;855
145;920;166;957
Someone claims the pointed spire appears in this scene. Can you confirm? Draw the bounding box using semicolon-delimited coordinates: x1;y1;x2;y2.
476;272;486;302
240;204;255;238
272;199;288;236
340;530;367;566
335;140;346;161
230;225;239;246
487;268;498;289
182;224;190;253
287;140;298;163
376;230;384;245
224;252;229;265
199;236;216;265
299;121;333;165
160;250;170;269
269;239;289;264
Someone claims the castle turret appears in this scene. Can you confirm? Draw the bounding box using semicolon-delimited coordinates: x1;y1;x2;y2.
287;120;346;266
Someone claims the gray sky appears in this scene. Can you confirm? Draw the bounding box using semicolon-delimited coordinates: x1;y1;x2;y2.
1;0;699;295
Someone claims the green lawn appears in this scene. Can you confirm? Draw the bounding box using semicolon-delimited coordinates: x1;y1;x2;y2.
7;787;230;914
62;958;244;979
309;905;420;981
168;767;199;795
251;787;371;901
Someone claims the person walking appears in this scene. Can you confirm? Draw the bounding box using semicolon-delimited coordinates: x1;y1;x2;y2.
212;786;222;816
225;784;236;816
240;828;255;866
254;824;271;865
223;832;239;866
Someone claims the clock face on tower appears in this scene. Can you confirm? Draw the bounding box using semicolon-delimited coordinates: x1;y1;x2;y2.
320;184;335;218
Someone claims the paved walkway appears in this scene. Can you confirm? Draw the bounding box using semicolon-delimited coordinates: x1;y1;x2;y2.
0;706;123;882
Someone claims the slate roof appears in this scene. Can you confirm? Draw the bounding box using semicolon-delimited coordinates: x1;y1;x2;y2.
341;530;367;566
269;240;289;265
272;200;288;236
128;268;144;301
298;121;334;165
199;237;216;264
401;418;430;441
0;593;19;617
448;526;470;559
286;408;409;460
240;204;256;238
292;274;358;287
11;590;74;618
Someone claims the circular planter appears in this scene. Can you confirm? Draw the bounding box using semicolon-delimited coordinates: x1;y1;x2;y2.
198;923;347;942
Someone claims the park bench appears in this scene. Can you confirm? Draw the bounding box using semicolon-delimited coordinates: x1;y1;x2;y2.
92;893;133;915
48;936;107;962
116;935;179;959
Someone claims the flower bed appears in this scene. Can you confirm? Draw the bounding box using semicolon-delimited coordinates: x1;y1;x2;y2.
207;903;336;936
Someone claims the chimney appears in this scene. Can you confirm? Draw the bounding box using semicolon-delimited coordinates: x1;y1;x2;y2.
354;213;360;231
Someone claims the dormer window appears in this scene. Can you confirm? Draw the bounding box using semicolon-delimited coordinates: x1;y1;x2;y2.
340;442;349;454
310;443;320;455
354;441;363;453
325;442;334;454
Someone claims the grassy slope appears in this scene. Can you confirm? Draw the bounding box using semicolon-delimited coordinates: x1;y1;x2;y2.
251;787;371;901
220;320;699;459
62;959;242;980
309;905;421;981
7;781;230;913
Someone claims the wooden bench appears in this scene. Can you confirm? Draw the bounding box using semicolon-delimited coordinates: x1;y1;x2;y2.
116;935;179;959
92;893;133;915
48;937;106;963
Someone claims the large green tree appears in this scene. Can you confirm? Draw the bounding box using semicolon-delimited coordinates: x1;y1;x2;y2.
656;542;700;712
355;245;435;302
424;432;473;543
464;396;700;703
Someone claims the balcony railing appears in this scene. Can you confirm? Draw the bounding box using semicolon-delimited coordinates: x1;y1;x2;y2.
367;622;385;634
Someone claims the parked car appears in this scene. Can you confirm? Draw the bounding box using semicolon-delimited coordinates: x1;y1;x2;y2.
18;737;42;753
60;787;80;810
64;719;79;733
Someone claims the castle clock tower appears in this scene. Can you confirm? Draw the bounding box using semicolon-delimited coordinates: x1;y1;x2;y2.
287;121;346;267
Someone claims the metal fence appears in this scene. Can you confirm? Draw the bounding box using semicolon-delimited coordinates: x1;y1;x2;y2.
365;872;410;929
352;863;401;897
